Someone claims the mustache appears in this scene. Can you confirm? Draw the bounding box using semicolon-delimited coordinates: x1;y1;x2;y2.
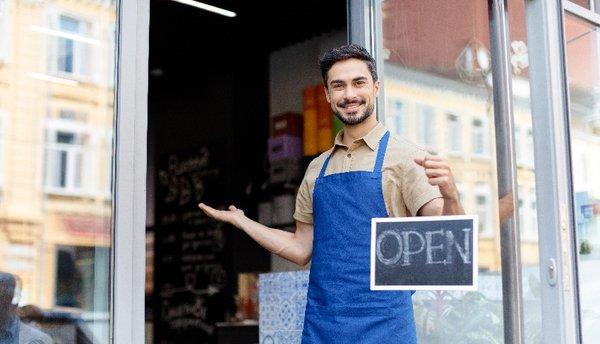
338;99;366;108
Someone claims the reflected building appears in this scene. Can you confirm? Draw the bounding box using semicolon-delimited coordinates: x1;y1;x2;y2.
381;0;541;272
0;0;115;323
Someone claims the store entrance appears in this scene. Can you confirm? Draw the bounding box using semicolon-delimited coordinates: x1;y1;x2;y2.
145;1;346;342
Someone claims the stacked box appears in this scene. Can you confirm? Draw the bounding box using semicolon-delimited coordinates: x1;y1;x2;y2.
269;158;303;184
303;86;319;156
272;112;302;137
267;135;302;162
316;85;333;152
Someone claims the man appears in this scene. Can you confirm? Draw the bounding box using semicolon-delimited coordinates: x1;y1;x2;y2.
199;44;463;343
0;272;53;344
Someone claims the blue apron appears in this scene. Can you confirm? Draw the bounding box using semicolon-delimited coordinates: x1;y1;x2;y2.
301;131;417;344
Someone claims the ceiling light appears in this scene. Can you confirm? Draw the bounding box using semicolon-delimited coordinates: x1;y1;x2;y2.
170;0;236;18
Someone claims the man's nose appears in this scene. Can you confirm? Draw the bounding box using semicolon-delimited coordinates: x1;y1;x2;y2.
343;85;358;99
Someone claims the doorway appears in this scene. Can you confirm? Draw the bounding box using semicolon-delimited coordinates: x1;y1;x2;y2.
146;1;346;342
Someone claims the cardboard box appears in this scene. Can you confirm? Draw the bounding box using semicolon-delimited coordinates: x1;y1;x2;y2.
267;135;302;162
272;112;302;137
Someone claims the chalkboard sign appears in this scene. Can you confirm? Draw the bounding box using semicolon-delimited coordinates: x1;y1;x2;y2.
370;215;478;291
154;144;230;343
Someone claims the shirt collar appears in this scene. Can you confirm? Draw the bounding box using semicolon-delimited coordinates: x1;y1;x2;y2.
334;122;387;151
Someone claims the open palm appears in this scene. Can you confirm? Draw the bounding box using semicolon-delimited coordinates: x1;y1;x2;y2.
198;203;244;226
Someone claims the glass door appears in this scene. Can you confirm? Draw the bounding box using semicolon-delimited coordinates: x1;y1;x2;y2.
563;4;600;343
348;0;550;342
0;0;118;342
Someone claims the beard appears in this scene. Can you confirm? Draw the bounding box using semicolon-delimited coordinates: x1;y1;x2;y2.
332;99;375;126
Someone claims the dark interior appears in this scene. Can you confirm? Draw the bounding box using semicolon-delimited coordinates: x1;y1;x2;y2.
147;0;346;342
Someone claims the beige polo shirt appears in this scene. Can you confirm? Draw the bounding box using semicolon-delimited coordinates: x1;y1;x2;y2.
293;123;442;224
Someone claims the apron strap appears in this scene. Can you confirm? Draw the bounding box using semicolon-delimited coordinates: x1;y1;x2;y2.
319;130;390;177
318;153;333;178
373;131;390;173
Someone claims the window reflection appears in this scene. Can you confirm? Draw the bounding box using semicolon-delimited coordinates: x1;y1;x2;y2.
380;1;506;341
564;13;600;343
0;0;116;342
379;0;545;341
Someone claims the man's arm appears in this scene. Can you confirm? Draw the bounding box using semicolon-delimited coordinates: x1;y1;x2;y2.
414;155;465;216
198;204;313;266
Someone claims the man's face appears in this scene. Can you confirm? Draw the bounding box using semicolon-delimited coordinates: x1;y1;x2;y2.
325;58;380;126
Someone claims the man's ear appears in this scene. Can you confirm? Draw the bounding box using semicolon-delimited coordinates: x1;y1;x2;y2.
374;80;381;97
323;85;330;103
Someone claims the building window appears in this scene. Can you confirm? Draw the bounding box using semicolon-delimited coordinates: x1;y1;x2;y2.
388;99;405;136
525;128;534;166
474;184;492;236
472;117;488;156
446;113;461;153
418;105;435;147
44;118;89;194
55;15;89;77
0;110;4;187
517;187;525;234
108;24;116;86
105;132;113;198
0;0;9;62
520;187;538;241
515;126;523;165
56;246;109;311
529;188;538;240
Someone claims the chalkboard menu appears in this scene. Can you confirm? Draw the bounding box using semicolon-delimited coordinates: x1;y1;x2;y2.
370;215;478;291
154;144;230;343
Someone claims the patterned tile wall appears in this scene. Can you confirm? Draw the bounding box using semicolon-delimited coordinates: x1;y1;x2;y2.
259;271;309;344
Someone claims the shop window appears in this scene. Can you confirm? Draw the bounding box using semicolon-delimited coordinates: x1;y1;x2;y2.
44;118;89;195
471;117;488;157
446;113;462;153
53;15;90;77
0;0;9;62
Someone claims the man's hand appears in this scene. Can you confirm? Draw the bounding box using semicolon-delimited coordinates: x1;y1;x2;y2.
414;155;464;216
198;203;313;266
198;203;246;228
414;155;459;201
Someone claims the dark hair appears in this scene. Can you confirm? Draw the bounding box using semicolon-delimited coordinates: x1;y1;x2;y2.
318;44;378;87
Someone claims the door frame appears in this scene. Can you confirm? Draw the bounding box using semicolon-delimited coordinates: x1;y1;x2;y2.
111;0;150;343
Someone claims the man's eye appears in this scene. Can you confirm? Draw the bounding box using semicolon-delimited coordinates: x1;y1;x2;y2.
355;81;366;86
332;84;344;90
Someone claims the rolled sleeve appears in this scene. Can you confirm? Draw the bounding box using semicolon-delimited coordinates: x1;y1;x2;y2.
402;159;442;216
293;175;314;224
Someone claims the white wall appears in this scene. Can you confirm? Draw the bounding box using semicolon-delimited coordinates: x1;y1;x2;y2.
269;30;346;118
